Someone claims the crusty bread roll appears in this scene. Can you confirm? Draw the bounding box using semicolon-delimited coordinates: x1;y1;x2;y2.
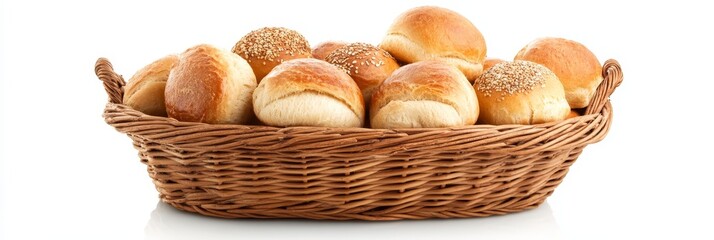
123;55;178;117
474;61;570;125
232;27;311;82
370;61;478;129
325;42;400;103
483;57;505;72
312;41;347;61
165;44;257;124
514;37;603;108
380;6;486;81
253;58;365;128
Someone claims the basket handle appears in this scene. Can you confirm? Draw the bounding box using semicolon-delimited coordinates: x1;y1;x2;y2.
94;58;126;104
584;59;623;115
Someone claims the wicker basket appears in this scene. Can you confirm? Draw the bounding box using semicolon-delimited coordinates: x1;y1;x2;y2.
95;58;622;220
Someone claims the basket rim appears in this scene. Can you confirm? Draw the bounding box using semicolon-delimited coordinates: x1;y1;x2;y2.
103;101;610;131
96;58;621;155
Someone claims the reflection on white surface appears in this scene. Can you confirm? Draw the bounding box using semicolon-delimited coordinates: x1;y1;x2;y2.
145;201;560;240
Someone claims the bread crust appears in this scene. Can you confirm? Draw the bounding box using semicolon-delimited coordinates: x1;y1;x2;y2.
325;43;400;103
483;57;505;72
233;27;311;81
514;37;602;108
380;6;486;81
312;41;347;61
370;61;478;128
253;58;365;127
123;55;178;117
474;61;570;125
165;44;257;124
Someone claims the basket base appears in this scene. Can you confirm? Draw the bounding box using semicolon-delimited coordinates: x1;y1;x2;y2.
161;191;553;220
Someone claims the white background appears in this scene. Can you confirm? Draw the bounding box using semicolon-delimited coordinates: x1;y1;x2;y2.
2;0;713;239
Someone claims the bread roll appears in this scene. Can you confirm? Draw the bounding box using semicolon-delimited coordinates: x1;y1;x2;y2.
380;6;486;81
232;27;311;82
370;61;478;129
474;61;570;125
514;37;602;108
312;41;347;61
325;42;400;103
123;55;178;117
253;58;364;128
165;44;257;124
483;57;505;72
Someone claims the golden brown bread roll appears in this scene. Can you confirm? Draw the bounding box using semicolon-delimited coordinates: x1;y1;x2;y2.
165;44;257;124
474;61;570;125
483;57;505;72
325;42;400;103
232;27;311;82
370;61;478;129
380;6;486;81
514;37;603;108
253;58;365;128
123;55;178;117
312;41;347;61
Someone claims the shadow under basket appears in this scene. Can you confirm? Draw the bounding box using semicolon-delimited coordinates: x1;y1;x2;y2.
95;58;622;220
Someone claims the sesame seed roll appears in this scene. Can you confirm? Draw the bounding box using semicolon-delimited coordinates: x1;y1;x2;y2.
474;61;570;125
325;42;400;104
232;27;312;82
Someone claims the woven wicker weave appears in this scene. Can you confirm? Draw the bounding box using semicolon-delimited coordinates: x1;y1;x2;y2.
95;58;622;220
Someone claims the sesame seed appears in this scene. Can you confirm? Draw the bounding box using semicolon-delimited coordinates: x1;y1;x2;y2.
475;61;553;101
232;27;310;63
324;42;396;75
